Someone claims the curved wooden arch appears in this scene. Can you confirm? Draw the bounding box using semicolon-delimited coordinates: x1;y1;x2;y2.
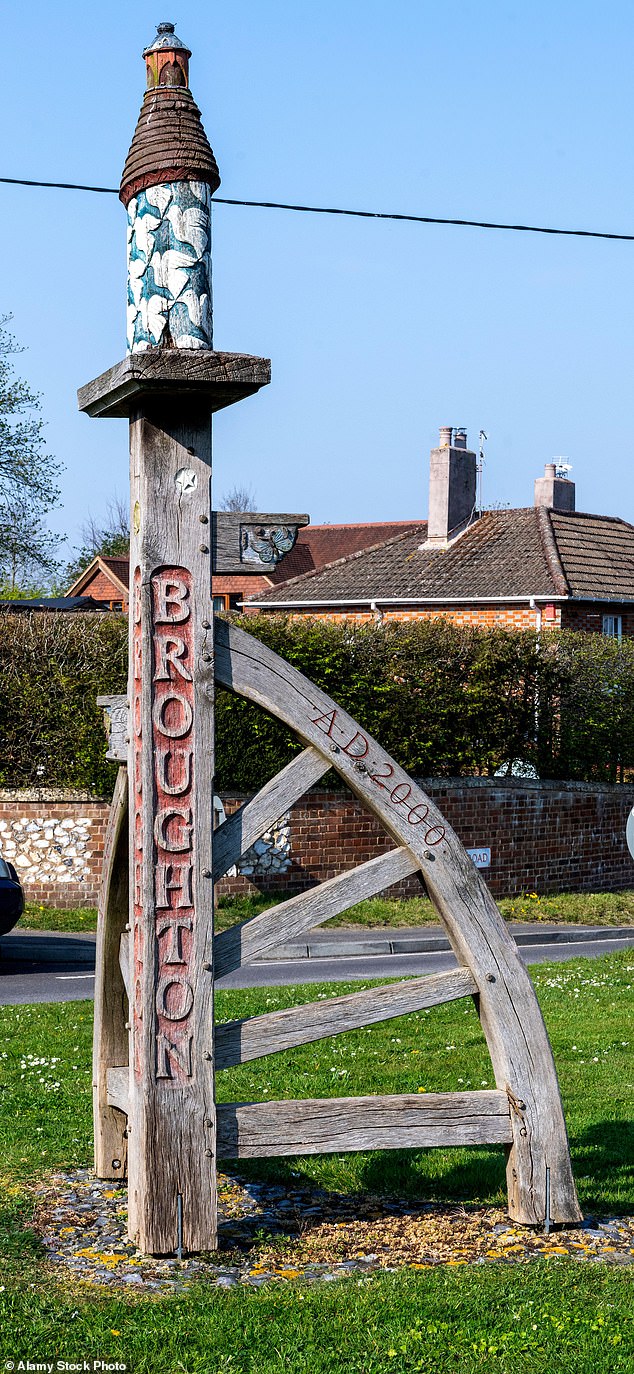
213;619;581;1225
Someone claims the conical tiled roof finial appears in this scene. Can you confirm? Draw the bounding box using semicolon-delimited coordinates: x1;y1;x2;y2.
120;21;220;208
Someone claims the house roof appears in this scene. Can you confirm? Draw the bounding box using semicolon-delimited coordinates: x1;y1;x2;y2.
247;508;634;607
0;596;108;613
64;523;423;598
66;556;130;599
267;522;425;583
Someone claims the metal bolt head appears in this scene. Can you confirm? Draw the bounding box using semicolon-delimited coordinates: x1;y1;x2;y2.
199;513;209;523
204;1117;213;1127
201;619;211;629
486;973;496;983
204;1149;213;1158
112;1158;121;1169
424;851;436;862
203;962;212;971
199;544;209;553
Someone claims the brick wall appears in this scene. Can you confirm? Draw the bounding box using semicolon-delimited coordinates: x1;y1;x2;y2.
216;777;634;901
2;778;633;909
0;793;109;907
250;604;546;629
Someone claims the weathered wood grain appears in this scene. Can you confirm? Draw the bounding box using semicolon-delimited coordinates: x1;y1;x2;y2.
106;1066;130;1116
216;1090;513;1157
214;847;420;978
96;695;129;764
125;410;217;1255
77;351;271;419
92;766;130;1180
213;746;330;880
118;931;131;1001
215;967;476;1069
213;619;581;1224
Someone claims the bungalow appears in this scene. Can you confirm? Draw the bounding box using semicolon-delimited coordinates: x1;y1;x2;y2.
246;428;634;637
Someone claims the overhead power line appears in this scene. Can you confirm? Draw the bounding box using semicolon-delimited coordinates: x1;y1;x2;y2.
1;174;633;242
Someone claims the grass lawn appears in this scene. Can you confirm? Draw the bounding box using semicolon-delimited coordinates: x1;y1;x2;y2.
0;950;632;1371
19;886;634;934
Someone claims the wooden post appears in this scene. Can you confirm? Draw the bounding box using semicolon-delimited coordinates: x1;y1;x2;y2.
79;356;269;1255
126;404;216;1252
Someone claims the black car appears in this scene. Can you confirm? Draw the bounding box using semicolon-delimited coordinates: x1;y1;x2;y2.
0;857;24;936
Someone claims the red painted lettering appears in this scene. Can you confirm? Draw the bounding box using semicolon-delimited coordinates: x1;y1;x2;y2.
156;746;192;797
156;975;194;1021
154;635;192;683
157;916;193;964
152;691;193;739
156;1032;193;1079
153;807;193;853
153;575;190;624
155;861;193;909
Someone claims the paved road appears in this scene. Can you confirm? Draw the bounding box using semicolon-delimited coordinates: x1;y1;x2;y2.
1;925;633;1004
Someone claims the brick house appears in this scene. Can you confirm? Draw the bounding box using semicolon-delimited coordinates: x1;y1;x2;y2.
66;555;130;611
247;428;634;636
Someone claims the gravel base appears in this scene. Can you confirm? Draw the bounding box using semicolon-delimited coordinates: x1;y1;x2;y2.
31;1170;634;1293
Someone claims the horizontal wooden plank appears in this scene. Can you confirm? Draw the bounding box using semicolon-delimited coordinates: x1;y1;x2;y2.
106;1066;129;1116
214;846;420;977
215;967;477;1069
213;746;331;880
216;1090;512;1157
78;350;271;418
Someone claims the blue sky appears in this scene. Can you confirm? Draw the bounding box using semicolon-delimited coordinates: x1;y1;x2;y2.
3;1;634;555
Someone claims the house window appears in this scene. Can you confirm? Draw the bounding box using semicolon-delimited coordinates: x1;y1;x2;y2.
213;594;229;613
602;614;622;640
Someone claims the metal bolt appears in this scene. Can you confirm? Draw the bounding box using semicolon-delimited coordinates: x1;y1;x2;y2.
330;744;340;754
204;1149;213;1157
202;652;213;662
199;544;209;553
424;852;436;862
203;870;212;878
125;923;132;932
204;1118;213;1127
187;447;195;455
125;1021;131;1030
203;962;212;971
201;619;211;629
355;762;367;773
199;513;209;523
204;1052;212;1060
112;1158;121;1169
486;973;496;983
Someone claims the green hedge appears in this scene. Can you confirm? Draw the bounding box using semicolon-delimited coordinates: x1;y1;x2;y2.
0;612;633;796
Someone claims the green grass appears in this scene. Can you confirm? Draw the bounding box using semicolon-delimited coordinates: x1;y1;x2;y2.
19;886;634;935
0;950;632;1370
0;1264;632;1373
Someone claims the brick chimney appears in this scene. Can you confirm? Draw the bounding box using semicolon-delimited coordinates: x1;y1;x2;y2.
426;426;477;545
534;463;575;512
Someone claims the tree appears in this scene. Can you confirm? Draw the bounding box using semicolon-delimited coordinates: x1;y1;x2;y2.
0;317;64;595
66;494;130;583
219;484;257;512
